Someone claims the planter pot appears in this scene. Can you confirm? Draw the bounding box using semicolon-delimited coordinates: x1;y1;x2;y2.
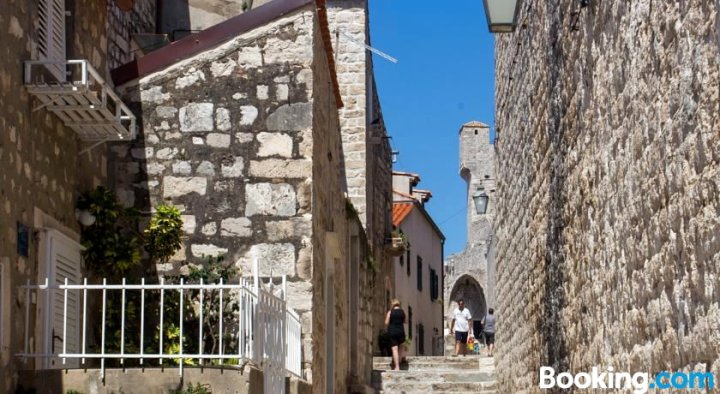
386;238;406;256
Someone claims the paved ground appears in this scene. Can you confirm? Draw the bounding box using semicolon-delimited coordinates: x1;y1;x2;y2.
372;355;496;393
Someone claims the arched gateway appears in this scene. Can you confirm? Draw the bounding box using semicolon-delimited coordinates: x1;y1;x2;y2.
448;274;487;333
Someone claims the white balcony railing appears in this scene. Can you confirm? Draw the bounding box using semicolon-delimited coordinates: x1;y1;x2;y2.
18;262;301;392
24;59;136;142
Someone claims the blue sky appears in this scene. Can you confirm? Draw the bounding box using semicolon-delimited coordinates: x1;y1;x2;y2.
368;1;495;256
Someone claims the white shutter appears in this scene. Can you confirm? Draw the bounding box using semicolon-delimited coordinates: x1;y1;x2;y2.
45;230;81;368
37;0;67;81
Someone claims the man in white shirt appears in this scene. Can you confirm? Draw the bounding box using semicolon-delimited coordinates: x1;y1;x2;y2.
450;299;473;356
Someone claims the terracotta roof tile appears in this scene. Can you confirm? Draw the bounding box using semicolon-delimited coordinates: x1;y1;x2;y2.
392;203;414;227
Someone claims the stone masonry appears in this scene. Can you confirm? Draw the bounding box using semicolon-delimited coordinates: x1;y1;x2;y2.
110;4;374;392
444;121;496;329
0;0;156;390
327;0;394;359
107;0;157;70
494;1;720;391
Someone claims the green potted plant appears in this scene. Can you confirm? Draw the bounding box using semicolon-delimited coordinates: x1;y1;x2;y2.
387;230;408;256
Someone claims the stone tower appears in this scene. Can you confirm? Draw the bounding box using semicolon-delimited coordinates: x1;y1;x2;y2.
444;121;496;328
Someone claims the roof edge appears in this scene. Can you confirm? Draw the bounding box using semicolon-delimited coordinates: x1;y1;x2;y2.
111;0;314;86
314;0;343;108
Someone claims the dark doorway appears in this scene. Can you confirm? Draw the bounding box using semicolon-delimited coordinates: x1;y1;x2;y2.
449;275;487;323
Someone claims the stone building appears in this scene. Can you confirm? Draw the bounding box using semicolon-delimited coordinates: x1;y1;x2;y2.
391;172;445;356
109;1;383;392
0;0;155;390
326;0;395;355
493;1;720;391
444;121;496;334
1;0;388;392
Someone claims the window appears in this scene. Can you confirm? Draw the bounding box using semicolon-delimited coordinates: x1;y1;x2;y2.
416;256;423;291
38;0;67;81
408;306;413;338
418;324;425;355
406;246;411;276
430;268;438;301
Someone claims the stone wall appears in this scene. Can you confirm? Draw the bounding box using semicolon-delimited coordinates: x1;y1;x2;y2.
494;1;720;391
111;6;371;392
113;3;317;372
444;122;496;324
158;0;274;39
308;14;350;391
0;0;154;390
327;0;394;357
107;0;157;71
20;365;265;394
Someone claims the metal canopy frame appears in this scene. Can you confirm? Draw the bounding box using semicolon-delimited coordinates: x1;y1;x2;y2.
24;60;136;142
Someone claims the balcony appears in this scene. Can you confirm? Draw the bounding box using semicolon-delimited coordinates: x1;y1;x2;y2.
24;60;136;142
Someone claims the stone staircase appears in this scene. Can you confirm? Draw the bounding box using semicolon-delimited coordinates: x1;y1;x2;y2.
371;355;496;393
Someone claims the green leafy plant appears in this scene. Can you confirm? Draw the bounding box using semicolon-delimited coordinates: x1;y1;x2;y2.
158;256;240;366
144;204;183;265
77;186;141;277
366;254;379;274
170;383;212;394
390;229;408;244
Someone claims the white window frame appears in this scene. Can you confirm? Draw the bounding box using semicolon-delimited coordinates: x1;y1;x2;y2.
37;0;67;81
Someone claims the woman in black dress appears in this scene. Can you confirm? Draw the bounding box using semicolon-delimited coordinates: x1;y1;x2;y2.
384;299;406;371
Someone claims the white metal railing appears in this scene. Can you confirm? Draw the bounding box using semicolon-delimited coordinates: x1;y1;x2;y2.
24;59;136;142
286;308;302;377
257;282;287;394
18;264;302;389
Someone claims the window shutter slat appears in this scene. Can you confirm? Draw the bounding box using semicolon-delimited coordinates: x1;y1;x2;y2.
38;0;66;81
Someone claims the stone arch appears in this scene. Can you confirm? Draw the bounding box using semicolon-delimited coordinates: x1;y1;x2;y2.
448;275;487;331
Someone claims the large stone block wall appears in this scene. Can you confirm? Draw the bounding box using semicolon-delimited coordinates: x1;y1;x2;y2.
113;3;316;362
494;1;720;391
0;0;153;390
112;7;369;391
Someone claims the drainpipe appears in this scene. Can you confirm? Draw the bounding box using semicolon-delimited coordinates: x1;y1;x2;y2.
440;238;445;355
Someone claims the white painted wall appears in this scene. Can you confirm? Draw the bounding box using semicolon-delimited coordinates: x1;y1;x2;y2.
393;207;444;356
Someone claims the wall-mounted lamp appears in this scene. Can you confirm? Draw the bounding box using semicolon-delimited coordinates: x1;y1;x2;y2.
482;0;522;33
472;189;489;215
75;209;96;227
391;150;399;164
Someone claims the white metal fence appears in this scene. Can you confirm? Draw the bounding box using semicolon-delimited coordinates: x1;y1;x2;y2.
18;266;302;390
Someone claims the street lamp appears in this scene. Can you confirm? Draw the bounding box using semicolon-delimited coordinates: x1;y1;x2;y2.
472;189;489;214
482;0;522;33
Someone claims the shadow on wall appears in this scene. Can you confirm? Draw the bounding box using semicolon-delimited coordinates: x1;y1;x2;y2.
541;1;569;381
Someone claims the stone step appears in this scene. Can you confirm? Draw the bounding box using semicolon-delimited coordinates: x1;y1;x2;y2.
377;371;495;383
371;355;497;393
380;390;497;394
373;356;486;369
377;381;496;392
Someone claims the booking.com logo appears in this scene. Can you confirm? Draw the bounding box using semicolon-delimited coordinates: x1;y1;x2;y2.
540;366;715;393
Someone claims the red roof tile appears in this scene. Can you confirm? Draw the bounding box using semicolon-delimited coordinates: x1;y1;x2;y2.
392;203;414;227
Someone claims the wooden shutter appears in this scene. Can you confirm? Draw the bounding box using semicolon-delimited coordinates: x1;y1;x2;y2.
37;0;67;81
45;230;81;368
